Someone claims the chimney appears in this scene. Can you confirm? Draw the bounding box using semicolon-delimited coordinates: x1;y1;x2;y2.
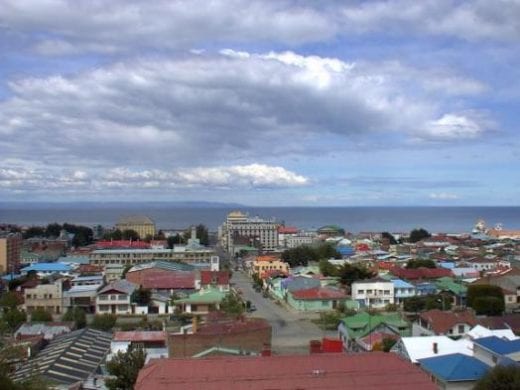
310;340;322;354
192;316;198;334
261;343;271;357
433;342;438;354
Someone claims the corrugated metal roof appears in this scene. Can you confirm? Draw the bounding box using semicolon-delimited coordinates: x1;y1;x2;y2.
418;353;490;382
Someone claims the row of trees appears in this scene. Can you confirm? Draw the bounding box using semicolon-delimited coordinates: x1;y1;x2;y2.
23;222;94;247
281;243;341;267
319;260;375;286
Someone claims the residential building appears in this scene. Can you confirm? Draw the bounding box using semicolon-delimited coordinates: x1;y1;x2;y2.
473;336;520;366
125;260;196;284
219;211;279;253
392;336;473;363
173;287;227;315
338;312;411;351
351;277;395;308
200;270;230;291
63;275;104;313
89;248;217;267
471;273;520;312
413;309;478;337
12;328;112;387
20;262;73;277
169;315;272;358
434;277;468;307
15;322;75;341
116;215;156;239
96;279;136;315
287;287;351;312
251;255;289;279
24;278;65;314
0;232;22;274
418;353;490;390
110;331;168;363
135;352;436;390
392;279;416;304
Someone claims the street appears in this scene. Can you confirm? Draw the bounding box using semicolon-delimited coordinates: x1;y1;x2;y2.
231;270;337;354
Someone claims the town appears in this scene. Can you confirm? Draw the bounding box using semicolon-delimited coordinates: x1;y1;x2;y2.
0;212;519;389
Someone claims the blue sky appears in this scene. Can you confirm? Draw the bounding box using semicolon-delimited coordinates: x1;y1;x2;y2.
0;0;519;206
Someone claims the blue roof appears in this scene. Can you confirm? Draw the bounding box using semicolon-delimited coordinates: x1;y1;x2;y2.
21;262;72;272
474;336;520;355
418;353;490;382
438;262;455;269
392;279;415;288
337;246;354;255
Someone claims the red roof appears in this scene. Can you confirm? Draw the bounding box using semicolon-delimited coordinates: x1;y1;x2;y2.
95;240;150;249
200;271;230;286
197;317;271;336
113;331;166;343
141;271;195;290
135;352;436;390
390;266;453;280
291;287;346;300
278;226;298;234
419;309;478;334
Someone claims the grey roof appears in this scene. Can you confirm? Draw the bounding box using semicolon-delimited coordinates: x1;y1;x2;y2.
98;279;136;295
286;276;321;292
15;322;74;340
12;328;112;385
116;215;155;225
128;260;195;273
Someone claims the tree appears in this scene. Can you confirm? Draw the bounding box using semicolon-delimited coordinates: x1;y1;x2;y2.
106;344;146;390
382;337;397;352
45;223;62;238
408;228;431;243
167;234;184;248
62;307;86;328
467;285;504;316
337;264;375;287
103;229;123;240
4;309;26;331
406;259;436;269
91;314;117;331
30;308;53;322
23;226;46;239
474;364;520;390
281;243;341;268
121;229;140;241
0;291;21;311
319;259;339;277
131;287;151;306
220;293;245;317
381;232;398;245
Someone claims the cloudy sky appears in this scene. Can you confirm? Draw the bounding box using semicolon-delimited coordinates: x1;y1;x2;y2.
0;0;519;206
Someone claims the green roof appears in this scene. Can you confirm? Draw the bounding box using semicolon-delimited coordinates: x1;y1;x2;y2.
435;277;467;296
175;288;227;304
341;312;410;339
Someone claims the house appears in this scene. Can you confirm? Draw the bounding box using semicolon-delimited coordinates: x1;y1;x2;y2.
390;266;453;280
134;352;437;390
287;287;352;312
466;324;518;341
20;262;73;277
392;279;416;304
478;314;520;335
392;336;473;363
338;312;410;351
63;275;104;313
173;287;227;315
23;277;66;315
434;277;468;307
251;255;289;279
125;261;196;285
12;328;112;387
96;279;137;315
414;281;437;296
15;322;75;341
413;309;478;337
200;270;230;291
418;353;490;390
351;277;395;308
169;315;272;358
110;331;168;363
473;336;520;366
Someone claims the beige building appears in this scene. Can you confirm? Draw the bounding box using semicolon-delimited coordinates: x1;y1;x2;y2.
116;215;156;239
89;248;217;267
24;279;65;315
0;233;22;274
219;211;278;253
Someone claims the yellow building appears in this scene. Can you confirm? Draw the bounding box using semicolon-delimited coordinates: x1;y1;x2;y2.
252;255;289;279
116;215;156;239
0;233;22;274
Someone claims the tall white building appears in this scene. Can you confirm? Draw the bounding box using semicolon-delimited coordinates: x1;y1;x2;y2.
219;211;278;253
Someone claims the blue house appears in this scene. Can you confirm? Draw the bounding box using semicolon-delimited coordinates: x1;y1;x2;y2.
392;279;416;304
418;353;490;390
21;262;73;277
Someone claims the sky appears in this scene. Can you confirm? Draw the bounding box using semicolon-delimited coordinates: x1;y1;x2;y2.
0;0;519;206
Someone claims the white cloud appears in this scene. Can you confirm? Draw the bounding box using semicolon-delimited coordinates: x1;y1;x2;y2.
424;114;484;140
429;192;460;200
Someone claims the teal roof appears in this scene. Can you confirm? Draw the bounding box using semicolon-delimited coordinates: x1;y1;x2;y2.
341;312;410;339
175;288;227;304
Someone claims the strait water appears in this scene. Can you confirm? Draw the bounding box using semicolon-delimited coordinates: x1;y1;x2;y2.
1;204;519;234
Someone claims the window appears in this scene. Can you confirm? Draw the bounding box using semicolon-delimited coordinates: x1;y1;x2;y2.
384;290;390;295
119;295;128;300
99;295;108;301
321;300;328;306
358;289;364;294
366;289;373;294
458;325;465;334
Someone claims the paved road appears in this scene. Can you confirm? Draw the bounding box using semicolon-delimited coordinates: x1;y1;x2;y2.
232;271;337;354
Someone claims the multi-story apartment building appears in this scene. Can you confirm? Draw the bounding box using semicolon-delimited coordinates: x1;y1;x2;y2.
89;248;217;267
0;232;22;274
115;215;156;239
351;277;395;309
219;211;278;253
24;278;65;314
